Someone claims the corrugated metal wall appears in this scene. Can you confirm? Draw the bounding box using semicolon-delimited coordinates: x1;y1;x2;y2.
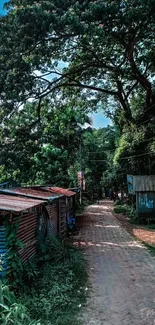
135;176;155;192
45;203;58;236
13;210;38;264
59;198;66;239
136;192;155;214
0;225;7;276
0;198;66;271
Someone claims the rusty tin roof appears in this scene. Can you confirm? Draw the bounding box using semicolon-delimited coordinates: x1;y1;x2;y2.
46;187;76;197
0;187;63;201
0;194;44;212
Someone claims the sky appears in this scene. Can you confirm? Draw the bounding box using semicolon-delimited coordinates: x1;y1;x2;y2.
0;0;111;129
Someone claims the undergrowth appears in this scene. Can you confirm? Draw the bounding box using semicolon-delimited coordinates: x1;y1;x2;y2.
0;281;39;325
142;242;155;256
114;203;138;224
143;224;155;230
76;198;92;215
1;236;88;325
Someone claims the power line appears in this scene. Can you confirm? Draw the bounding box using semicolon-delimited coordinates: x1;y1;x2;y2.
90;160;107;162
134;104;155;127
90;152;155;161
120;151;155;160
87;150;115;153
143;102;155;114
136;117;155;128
86;136;155;154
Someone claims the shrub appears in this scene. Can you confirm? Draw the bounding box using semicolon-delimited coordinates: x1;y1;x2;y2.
1;236;88;325
21;236;88;325
114;205;127;214
0;281;40;325
114;204;138;223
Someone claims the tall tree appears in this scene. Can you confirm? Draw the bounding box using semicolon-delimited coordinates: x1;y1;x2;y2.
0;97;90;185
1;0;155;125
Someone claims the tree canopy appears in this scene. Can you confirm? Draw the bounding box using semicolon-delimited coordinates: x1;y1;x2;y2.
1;0;155;194
1;0;155;123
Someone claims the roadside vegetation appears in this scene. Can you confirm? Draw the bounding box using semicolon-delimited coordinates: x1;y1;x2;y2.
0;237;88;325
114;202;138;224
114;201;155;254
1;1;155;322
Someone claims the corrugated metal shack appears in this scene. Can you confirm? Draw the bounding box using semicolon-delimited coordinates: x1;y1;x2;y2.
127;175;155;221
135;176;155;220
0;187;66;239
0;194;44;274
47;187;76;218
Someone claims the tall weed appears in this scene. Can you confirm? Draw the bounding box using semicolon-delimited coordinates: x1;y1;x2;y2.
0;281;40;325
22;236;88;325
114;204;138;223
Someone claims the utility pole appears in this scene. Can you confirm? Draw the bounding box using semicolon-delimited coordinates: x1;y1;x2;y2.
77;122;91;205
79;140;83;205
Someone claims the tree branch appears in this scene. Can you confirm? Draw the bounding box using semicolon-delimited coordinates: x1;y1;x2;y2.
126;42;152;105
125;81;139;99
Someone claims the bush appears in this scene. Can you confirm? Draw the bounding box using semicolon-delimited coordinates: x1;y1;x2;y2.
114;205;128;214
114;204;138;223
76;197;92;215
21;236;88;325
1;236;88;325
0;281;40;325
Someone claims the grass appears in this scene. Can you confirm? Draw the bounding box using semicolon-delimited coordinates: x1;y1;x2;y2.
143;224;155;230
114;205;127;214
76;198;92;215
143;242;155;255
1;236;88;325
114;203;139;224
20;236;89;325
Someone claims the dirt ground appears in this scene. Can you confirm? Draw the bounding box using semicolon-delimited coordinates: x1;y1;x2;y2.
74;200;155;325
115;212;155;246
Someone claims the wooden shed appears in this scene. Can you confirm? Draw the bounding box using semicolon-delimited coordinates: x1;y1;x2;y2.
0;187;66;239
0;194;44;275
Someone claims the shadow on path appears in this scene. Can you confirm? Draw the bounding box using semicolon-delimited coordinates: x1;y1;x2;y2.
75;200;155;325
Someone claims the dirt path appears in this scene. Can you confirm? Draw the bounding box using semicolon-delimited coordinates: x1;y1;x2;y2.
75;200;155;325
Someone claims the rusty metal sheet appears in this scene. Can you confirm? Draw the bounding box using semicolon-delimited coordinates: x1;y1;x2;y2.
13;211;39;263
47;187;76;197
0;194;44;212
0;187;63;201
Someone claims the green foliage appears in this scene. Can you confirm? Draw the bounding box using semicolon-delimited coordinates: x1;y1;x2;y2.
114;205;128;215
114;204;138;223
76;197;92;215
0;281;40;325
69;127;111;199
1;0;155;197
20;236;88;325
1;0;155;127
1;235;88;325
0;98;91;187
142;243;155;256
5;218;24;288
143;224;155;230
